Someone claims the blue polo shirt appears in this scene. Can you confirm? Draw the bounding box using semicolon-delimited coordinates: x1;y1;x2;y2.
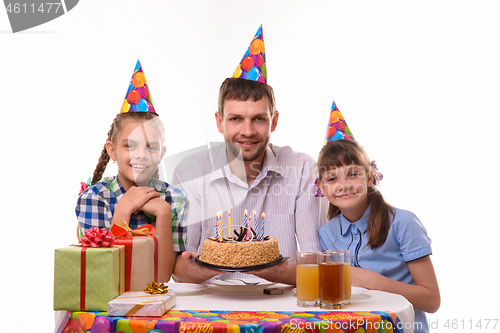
318;205;432;333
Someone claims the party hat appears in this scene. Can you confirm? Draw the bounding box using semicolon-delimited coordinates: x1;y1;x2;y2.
315;100;354;197
120;59;156;114
232;25;267;83
323;100;354;145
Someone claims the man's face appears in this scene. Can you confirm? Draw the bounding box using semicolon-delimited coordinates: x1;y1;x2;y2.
216;96;278;162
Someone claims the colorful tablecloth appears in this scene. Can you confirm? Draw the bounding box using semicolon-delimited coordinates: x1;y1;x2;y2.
58;310;405;333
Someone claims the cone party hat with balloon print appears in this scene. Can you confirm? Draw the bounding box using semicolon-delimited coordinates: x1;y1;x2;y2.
232;25;267;83
324;100;354;145
315;100;355;197
120;59;157;114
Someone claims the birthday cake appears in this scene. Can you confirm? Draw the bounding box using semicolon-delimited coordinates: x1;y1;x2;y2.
199;234;280;267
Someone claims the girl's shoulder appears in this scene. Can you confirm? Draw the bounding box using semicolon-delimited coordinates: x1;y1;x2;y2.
389;207;430;240
391;207;424;227
319;214;342;233
80;176;117;196
390;207;432;261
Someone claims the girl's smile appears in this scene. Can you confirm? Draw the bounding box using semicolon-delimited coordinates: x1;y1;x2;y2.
106;120;166;191
336;192;355;199
320;164;373;222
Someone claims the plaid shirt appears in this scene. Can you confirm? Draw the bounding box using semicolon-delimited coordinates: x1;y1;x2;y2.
75;176;187;252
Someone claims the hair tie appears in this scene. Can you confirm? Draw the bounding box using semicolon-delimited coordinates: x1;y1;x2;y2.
314;178;324;197
371;160;383;185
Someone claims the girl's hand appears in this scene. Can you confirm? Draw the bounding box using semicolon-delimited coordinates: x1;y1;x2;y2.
351;266;377;289
351;257;440;313
113;187;160;224
140;197;172;220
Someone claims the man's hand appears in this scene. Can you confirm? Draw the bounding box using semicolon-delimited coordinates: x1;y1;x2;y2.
172;251;221;283
248;260;296;285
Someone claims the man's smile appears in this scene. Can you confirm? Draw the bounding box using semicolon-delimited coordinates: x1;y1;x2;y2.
236;139;259;148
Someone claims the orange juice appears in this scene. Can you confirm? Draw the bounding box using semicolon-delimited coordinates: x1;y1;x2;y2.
344;263;351;301
296;264;319;302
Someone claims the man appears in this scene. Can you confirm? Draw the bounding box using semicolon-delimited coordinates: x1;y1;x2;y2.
171;78;324;284
171;26;324;284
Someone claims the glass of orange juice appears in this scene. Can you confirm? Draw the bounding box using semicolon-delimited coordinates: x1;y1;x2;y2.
296;251;319;307
328;250;351;305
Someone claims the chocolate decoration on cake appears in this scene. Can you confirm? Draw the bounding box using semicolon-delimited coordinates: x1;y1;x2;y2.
233;226;258;242
199;224;279;267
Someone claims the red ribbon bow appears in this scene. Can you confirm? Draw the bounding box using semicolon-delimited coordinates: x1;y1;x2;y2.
79;227;115;248
79;182;88;195
110;220;156;238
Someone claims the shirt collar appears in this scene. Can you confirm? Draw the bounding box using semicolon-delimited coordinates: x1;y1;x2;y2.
107;176;125;201
108;176;160;221
208;143;284;185
149;177;168;193
260;144;283;176
108;176;164;198
339;204;371;236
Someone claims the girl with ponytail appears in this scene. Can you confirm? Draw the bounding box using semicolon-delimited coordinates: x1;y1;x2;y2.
75;60;186;281
317;139;440;333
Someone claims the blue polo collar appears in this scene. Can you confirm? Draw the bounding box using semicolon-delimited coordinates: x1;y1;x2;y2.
339;204;371;236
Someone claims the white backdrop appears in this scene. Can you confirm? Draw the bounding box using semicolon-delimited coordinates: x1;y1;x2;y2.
1;1;499;331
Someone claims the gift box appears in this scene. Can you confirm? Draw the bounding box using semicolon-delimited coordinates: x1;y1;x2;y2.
54;245;125;311
111;222;161;291
108;291;176;317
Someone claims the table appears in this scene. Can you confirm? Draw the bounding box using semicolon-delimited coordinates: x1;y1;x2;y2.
55;283;415;333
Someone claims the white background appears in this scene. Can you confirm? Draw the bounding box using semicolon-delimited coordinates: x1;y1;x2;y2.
1;0;499;331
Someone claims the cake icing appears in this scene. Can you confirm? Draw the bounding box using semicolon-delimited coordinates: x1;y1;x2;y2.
199;236;280;267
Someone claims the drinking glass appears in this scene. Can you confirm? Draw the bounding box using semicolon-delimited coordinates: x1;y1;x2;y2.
328;250;351;305
319;251;344;309
296;251;319;307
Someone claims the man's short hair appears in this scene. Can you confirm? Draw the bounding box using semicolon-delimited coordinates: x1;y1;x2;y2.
217;77;276;119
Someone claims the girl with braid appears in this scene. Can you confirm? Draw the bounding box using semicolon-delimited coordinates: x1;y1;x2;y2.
75;60;186;280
